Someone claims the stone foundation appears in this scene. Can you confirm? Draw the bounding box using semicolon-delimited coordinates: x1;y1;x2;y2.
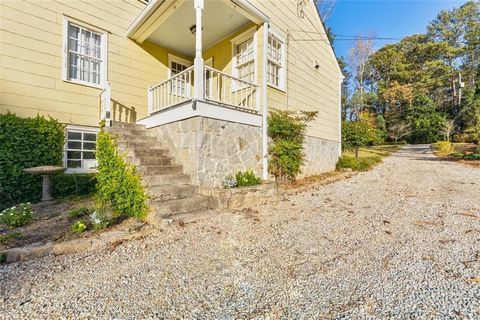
301;136;340;177
149;117;262;187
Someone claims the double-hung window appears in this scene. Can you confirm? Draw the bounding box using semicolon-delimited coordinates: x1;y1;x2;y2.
267;32;286;90
65;128;98;171
168;55;192;97
235;38;255;84
63;18;107;87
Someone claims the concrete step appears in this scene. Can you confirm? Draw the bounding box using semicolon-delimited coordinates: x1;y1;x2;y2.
117;140;157;149
138;164;183;175
133;148;169;157
147;184;198;201
115;134;157;142
110;122;146;131
142;173;191;186
126;155;173;166
153;196;210;217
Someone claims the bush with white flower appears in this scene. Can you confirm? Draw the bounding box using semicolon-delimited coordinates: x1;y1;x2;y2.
89;209;109;231
0;203;33;228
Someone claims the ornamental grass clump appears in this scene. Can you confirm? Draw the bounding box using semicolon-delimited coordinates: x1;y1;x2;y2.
0;203;33;228
267;109;317;182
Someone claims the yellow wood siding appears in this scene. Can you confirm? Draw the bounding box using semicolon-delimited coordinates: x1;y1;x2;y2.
1;0;341;143
251;0;342;142
0;0;187;127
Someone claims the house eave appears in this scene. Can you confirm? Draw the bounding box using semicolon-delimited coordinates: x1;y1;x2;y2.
126;0;269;42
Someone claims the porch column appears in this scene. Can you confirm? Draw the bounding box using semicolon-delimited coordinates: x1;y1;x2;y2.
194;0;204;100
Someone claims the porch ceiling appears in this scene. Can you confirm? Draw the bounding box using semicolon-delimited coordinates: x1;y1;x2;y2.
151;0;249;56
128;0;267;56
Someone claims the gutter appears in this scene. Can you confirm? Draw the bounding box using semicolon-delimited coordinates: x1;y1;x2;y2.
126;0;164;37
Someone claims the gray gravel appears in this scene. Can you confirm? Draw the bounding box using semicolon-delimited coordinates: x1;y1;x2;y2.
1;145;479;319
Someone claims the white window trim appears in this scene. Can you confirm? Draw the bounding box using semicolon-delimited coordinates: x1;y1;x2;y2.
64;125;100;174
267;29;287;92
231;27;257;92
167;54;192;77
62;16;108;89
167;54;192;97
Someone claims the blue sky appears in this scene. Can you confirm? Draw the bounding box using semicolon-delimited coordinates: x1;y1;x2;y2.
325;0;467;59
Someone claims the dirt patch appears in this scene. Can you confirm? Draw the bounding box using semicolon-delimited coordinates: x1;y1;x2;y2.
0;198;94;250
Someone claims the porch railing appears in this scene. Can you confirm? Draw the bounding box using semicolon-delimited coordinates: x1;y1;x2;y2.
100;82;111;126
148;66;194;114
147;65;260;115
204;66;259;112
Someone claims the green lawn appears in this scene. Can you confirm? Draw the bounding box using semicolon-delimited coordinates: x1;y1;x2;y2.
337;144;403;172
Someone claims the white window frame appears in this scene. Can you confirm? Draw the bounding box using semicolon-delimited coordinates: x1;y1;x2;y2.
231;27;257;91
267;29;286;92
62;17;108;89
167;54;192;97
64;125;99;173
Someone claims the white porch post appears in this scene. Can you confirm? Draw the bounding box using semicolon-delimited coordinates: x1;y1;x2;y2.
194;0;204;100
262;22;269;180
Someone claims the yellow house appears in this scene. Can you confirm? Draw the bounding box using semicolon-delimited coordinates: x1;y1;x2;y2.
0;0;342;187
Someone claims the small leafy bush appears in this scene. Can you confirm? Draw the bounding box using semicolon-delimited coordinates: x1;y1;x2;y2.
463;153;480;160
53;174;97;198
0;113;64;210
336;156;382;172
223;175;238;188
71;220;87;234
235;170;262;187
0;252;7;263
89;207;111;231
268;109;317;182
342;121;372;158
96;130;147;220
67;207;92;218
435;141;453;155
0;203;33;228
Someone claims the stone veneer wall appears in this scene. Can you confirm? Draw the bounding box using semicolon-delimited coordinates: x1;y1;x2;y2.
301;136;340;177
150;117;263;187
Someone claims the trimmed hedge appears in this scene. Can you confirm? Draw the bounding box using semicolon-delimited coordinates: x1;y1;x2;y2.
53;173;97;198
0;113;64;210
95;130;147;220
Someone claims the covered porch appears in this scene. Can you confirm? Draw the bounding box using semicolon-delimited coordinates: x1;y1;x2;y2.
125;0;269;128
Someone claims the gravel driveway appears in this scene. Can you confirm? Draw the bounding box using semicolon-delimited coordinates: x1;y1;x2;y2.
1;145;479;319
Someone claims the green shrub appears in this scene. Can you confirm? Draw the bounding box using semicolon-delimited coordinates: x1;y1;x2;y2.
67;207;92;218
0;252;7;263
342;121;372;158
463;153;480;160
267;109;317;182
0;203;33;228
95;130;147;220
336;156;382;172
71;220;87;234
235;170;262;187
434;141;453;155
0;113;64;210
53;174;97;198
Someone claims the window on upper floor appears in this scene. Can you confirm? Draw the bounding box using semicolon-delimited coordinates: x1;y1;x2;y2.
235;38;256;84
63;18;107;88
267;32;286;91
65;127;98;171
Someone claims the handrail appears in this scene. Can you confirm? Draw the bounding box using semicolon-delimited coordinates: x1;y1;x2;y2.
150;66;194;90
204;65;258;88
100;82;111;126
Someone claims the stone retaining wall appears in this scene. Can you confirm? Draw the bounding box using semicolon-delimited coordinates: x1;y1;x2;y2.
150;117;263;187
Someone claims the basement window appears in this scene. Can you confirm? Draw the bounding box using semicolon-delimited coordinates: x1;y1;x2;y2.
62;18;107;88
65;127;99;171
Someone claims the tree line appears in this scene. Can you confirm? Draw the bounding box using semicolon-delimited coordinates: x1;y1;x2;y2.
337;0;480;145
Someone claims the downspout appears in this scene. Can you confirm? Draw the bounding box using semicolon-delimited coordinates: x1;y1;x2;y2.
262;22;269;180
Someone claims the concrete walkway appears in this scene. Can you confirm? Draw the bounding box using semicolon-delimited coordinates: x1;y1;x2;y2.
1;145;479;318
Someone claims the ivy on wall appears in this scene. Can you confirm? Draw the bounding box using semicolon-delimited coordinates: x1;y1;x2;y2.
0;113;64;210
